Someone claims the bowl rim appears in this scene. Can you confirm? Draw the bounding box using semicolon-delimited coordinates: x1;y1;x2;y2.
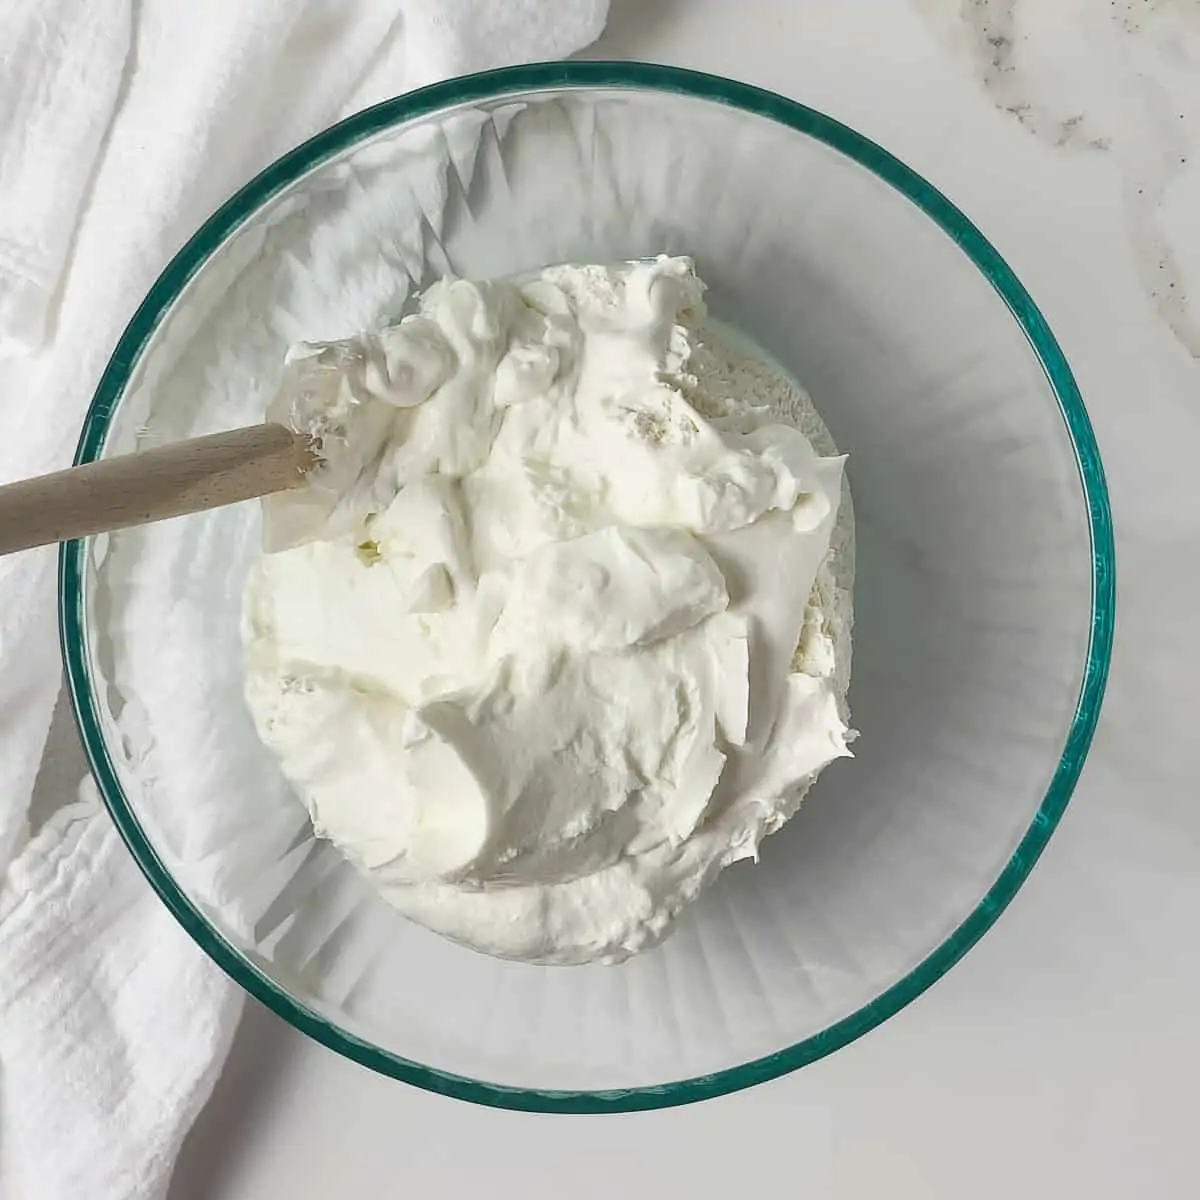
59;60;1116;1112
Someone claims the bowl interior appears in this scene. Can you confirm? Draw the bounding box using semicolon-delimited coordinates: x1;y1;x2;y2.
62;66;1110;1107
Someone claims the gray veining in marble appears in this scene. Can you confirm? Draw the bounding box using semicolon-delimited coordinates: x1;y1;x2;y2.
916;0;1200;357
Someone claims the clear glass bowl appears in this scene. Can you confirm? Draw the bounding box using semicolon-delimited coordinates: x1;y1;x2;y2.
60;63;1113;1110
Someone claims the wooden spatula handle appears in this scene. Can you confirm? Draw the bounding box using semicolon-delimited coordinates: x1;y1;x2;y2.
0;423;317;556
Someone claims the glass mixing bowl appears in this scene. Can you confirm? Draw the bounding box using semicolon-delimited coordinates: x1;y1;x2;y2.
60;63;1113;1110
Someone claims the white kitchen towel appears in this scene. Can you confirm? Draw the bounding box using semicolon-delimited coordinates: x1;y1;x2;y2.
0;0;133;357
0;3;608;1198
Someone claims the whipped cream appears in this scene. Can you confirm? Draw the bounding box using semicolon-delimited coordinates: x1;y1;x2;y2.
242;256;853;964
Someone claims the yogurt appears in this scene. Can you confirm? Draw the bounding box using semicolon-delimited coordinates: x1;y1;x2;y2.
242;256;853;964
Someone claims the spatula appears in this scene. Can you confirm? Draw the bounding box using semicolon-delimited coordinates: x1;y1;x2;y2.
0;424;319;556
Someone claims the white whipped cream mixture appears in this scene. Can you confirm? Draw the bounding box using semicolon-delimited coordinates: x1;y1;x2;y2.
242;256;854;964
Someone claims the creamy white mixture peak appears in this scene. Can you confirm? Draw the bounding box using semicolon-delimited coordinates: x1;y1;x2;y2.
243;256;853;964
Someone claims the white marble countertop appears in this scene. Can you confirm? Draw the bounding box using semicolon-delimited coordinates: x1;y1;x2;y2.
159;0;1200;1195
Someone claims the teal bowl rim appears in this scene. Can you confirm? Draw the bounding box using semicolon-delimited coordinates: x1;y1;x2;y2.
59;60;1115;1113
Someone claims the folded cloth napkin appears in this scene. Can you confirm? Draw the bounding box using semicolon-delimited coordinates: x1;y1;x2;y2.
0;2;608;1197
